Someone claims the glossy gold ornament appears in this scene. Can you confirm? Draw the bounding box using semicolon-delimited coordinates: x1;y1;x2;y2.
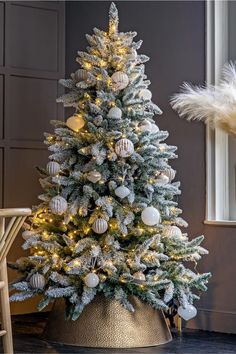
45;294;172;348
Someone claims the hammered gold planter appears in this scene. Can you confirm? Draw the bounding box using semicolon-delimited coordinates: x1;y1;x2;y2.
45;294;172;348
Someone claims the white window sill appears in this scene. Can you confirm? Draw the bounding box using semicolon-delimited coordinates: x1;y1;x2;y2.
204;220;236;226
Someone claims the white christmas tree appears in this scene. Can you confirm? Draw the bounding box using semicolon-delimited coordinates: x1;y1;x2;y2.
10;3;210;321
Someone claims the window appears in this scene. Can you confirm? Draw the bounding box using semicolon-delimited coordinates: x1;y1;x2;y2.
205;0;236;224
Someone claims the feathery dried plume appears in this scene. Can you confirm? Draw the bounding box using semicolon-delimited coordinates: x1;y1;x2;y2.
171;62;236;136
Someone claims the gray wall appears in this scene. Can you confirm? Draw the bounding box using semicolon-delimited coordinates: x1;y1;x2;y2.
66;1;236;333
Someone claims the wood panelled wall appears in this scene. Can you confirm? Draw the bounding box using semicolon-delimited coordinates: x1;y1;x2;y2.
0;1;65;314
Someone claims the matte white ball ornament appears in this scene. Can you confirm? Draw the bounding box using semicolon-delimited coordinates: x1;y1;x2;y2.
163;168;176;181
87;171;102;183
73;69;88;82
66;114;85;132
141;206;160;226
49;196;68;215
30;273;46;290
163;225;182;238
139;89;152;101
115;186;130;199
84;273;100;288
22;230;36;241
46;161;60;176
92;218;108;234
178;304;197;321
111;71;129;90
133;271;146;281
107;107;122;119
115;139;134;157
139;120;152;132
156;173;169;185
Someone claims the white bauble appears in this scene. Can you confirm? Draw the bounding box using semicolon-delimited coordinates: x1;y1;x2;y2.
111;71;129;90
22;230;36;241
46;161;60;176
115;139;134;157
49;196;68;215
163;225;182;238
115;186;130;199
107;107;122;119
66;115;85;132
92;218;108;234
139;89;152;101
73;69;88;82
133;271;146;281
84;273;99;288
156;173;169;185
87;171;102;183
141;206;160;226
163;168;176;181
178;305;197;321
139;120;152;132
30;273;46;290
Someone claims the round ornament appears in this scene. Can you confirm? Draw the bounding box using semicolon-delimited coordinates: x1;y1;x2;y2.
49;196;68;215
73;69;88;82
139;120;152;132
46;161;60;176
22;230;36;241
111;71;129;90
139;89;152;101
84;272;100;288
156;173;169;185
115;186;130;199
30;273;46;290
115;139;134;158
178;304;197;321
87;171;102;183
107;107;122;119
133;271;146;281
66;114;85;132
163;168;176;181
141;206;160;226
92;218;108;234
163;225;182;238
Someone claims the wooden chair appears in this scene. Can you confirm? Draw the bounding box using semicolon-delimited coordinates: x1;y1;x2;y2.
0;208;31;354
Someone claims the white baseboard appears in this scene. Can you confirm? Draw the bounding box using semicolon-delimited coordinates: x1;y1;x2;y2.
186;308;236;334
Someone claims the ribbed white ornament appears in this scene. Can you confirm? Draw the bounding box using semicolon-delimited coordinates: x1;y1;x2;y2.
141;206;160;226
66;115;85;132
73;69;88;82
30;273;46;290
115;186;130;199
111;71;129;90
84;273;99;288
163;168;176;181
139;89;152;100
107;107;122;119
46;161;60;176
22;230;36;241
163;225;182;238
92;218;108;234
115;139;134;157
49;196;68;215
156;174;169;185
87;171;102;183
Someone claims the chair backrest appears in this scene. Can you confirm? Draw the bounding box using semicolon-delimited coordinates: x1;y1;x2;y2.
0;208;31;263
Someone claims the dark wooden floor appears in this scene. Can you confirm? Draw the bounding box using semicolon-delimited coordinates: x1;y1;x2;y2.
1;313;235;354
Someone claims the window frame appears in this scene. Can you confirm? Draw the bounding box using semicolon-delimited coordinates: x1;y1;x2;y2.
205;0;236;225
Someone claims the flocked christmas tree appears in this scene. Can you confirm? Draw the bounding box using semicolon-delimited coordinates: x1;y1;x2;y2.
10;3;211;321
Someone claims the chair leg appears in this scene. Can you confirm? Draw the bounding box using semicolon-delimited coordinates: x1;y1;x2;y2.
0;259;13;354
